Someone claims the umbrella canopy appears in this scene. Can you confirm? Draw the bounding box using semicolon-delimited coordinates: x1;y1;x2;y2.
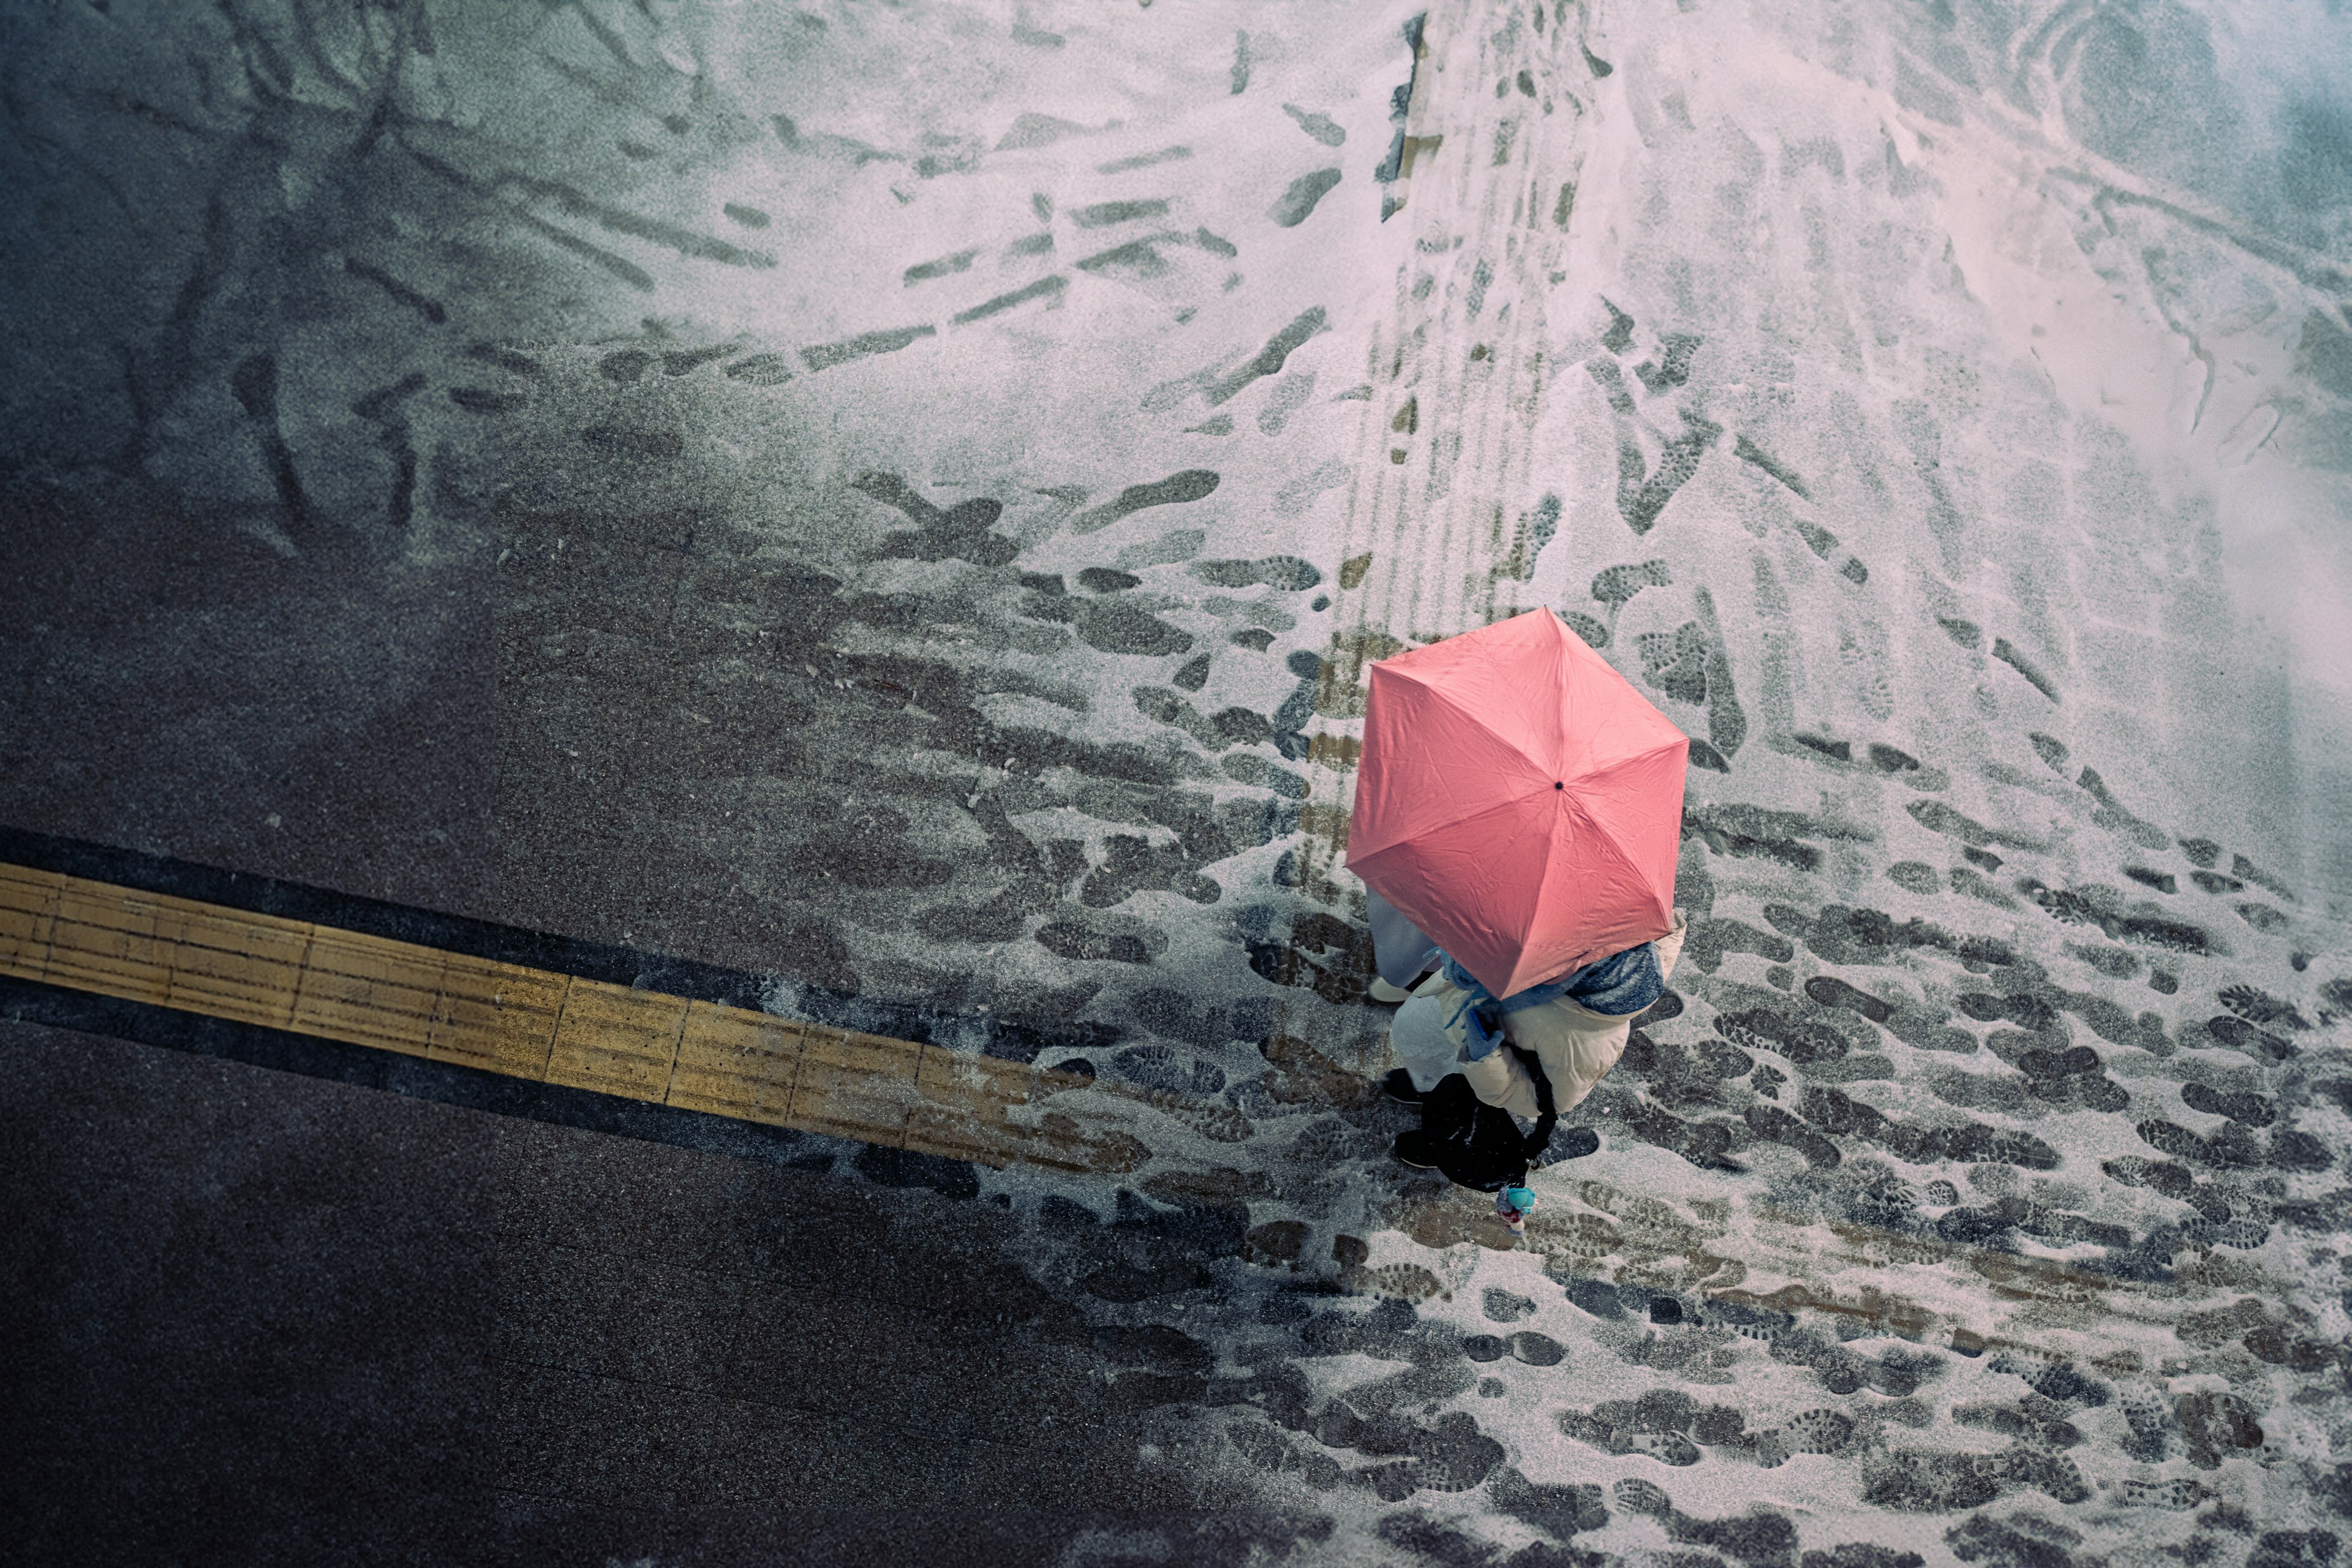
1346;609;1689;997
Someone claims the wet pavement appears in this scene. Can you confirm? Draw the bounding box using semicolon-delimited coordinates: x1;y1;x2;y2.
2;1;2350;1564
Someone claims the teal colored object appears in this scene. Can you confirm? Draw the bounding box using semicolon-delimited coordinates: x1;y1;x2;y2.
1494;1184;1536;1236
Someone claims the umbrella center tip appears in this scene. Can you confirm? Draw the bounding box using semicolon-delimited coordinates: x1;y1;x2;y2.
1553;780;1563;790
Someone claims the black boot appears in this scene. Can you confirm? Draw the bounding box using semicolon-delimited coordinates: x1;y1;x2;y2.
1392;1074;1480;1170
1393;1129;1443;1168
1381;1069;1423;1106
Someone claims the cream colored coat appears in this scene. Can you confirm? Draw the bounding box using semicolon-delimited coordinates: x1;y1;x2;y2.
1409;913;1687;1121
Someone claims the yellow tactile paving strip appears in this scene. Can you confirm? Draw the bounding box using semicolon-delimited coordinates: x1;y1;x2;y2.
0;862;1148;1175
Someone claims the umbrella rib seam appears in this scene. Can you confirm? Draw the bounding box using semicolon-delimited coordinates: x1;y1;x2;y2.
1353;665;1575;858
1351;731;1686;861
1350;790;1553;879
1518;789;1649;988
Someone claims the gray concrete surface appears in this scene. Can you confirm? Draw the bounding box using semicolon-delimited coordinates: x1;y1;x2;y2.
0;1019;1254;1567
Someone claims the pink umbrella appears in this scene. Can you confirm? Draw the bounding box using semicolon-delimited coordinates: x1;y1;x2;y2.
1347;609;1689;997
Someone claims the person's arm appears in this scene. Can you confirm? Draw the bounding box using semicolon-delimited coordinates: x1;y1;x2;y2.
1512;913;1689;1113
1462;1041;1541;1118
1513;1000;1635;1114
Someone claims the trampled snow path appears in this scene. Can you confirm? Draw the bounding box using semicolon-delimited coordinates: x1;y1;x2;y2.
1213;6;2352;1561
1246;2;2352;1561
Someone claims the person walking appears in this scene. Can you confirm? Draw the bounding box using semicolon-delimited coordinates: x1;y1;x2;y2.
1373;889;1685;1180
1345;609;1693;1197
